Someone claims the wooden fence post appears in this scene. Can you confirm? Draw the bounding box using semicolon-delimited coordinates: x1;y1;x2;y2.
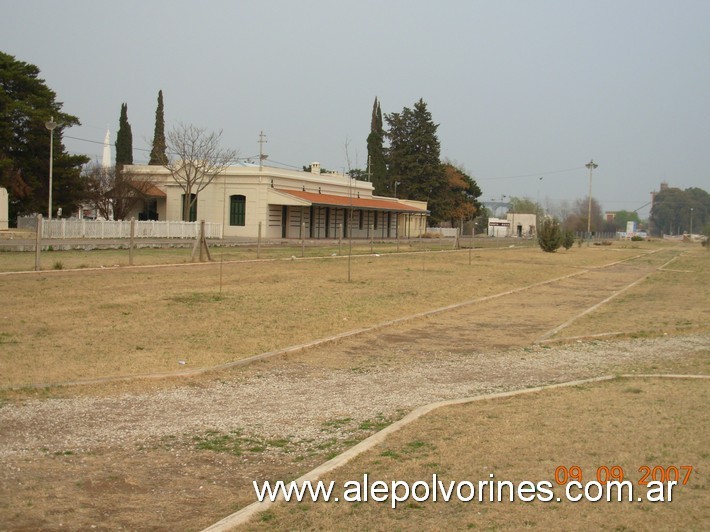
34;214;42;271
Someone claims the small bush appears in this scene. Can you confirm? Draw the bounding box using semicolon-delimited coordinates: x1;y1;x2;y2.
562;229;575;250
631;235;644;241
537;218;562;253
52;261;64;270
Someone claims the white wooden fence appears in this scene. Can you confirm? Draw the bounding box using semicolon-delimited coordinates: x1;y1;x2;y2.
426;227;459;237
18;217;223;239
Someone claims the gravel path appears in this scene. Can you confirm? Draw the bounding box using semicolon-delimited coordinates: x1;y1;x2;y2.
1;333;706;458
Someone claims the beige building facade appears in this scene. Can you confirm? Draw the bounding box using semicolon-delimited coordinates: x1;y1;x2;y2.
124;163;428;239
488;212;537;237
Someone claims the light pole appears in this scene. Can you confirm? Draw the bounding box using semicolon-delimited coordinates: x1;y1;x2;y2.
537;176;543;232
585;159;598;239
394;181;401;198
689;207;694;236
45;116;58;219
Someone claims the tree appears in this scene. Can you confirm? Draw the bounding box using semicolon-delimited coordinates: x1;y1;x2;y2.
385;99;448;223
441;162;482;229
508;197;536;213
149;90;167;165
607;209;640;231
562;229;575;250
650;186;709;236
84;162;156;220
537;217;563;252
0;52;89;222
563;196;604;233
366;97;388;194
115;103;133;170
164;123;238;222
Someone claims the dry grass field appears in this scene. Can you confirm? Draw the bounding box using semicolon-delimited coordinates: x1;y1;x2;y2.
0;242;662;388
245;375;709;531
0;240;707;531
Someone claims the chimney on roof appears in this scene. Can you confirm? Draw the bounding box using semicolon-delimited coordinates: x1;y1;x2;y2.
310;162;320;175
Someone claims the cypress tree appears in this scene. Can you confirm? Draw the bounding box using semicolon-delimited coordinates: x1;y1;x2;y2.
366;97;388;194
149;90;167;165
115;103;133;170
385;98;447;222
537;218;563;252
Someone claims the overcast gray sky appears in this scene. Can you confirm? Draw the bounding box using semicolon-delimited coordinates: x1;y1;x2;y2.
2;0;708;218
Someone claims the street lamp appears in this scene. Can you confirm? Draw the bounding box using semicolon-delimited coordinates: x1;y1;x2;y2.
45;116;58;219
536;176;543;231
689;207;694;236
394;181;401;198
585;159;598;239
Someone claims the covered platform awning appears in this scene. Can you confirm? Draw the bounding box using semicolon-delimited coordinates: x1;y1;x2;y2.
271;189;428;213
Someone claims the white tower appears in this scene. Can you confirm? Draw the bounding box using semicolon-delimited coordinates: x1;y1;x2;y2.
101;129;111;168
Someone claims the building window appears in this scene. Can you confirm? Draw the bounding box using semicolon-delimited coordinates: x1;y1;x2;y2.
182;193;197;222
230;195;246;226
358;210;364;230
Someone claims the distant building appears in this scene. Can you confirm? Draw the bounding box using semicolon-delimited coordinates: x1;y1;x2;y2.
124;162;429;239
488;212;537;237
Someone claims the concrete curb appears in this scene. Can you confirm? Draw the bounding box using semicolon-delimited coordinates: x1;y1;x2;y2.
201;373;710;531
535;250;676;343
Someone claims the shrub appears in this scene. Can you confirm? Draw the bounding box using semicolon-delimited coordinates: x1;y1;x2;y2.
631;235;644;241
537;218;562;253
562;229;575;250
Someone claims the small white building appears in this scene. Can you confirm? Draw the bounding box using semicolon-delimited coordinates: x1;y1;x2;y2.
124;162;429;239
488;212;537;237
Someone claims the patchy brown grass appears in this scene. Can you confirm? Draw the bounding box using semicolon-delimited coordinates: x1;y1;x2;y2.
0;245;650;388
243;376;709;531
551;247;709;340
0;241;707;531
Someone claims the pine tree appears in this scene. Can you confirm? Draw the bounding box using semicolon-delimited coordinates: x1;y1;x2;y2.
385;98;447;223
562;228;576;250
366;97;388;194
537;218;563;252
0;51;88;221
115;103;133;170
149;90;167;165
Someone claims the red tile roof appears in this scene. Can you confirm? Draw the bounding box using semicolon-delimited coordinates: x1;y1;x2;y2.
274;189;427;213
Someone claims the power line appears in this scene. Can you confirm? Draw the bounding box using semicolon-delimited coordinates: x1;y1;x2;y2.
479;166;584;180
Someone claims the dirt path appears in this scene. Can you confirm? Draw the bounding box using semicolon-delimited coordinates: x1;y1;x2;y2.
1;250;707;531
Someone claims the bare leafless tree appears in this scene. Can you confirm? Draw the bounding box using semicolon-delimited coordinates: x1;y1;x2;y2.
84;163;156;220
164;123;238;221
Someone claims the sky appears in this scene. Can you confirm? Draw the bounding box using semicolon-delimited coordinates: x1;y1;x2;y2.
2;0;709;219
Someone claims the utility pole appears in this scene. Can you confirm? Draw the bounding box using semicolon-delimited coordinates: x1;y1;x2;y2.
586;160;598;239
258;131;268;171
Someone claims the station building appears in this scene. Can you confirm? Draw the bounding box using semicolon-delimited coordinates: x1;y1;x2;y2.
124;162;428;239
